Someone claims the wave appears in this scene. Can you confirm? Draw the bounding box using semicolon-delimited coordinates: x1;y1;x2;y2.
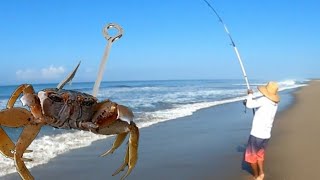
136;96;247;128
0;79;308;177
233;79;307;87
0;99;7;108
0;96;250;177
278;79;296;86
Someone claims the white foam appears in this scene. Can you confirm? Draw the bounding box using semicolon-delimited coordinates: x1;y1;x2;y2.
0;130;108;177
0;99;7;108
136;82;307;129
233;79;307;88
279;80;295;86
0;79;308;177
136;96;246;129
0;97;247;177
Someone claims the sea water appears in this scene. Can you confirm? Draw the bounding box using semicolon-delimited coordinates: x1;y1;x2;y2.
0;79;307;176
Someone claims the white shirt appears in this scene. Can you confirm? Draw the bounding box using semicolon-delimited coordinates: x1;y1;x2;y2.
246;94;278;139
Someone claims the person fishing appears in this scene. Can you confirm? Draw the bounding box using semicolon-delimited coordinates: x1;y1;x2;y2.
201;2;279;179
244;81;280;180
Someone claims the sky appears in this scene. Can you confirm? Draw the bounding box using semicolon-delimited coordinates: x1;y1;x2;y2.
0;0;319;85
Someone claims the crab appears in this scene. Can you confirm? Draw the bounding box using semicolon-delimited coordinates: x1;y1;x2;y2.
0;63;139;180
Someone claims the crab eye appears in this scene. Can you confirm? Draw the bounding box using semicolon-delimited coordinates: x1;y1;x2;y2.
49;95;63;102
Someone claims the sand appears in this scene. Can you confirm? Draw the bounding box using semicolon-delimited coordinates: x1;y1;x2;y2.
3;81;317;180
265;80;320;180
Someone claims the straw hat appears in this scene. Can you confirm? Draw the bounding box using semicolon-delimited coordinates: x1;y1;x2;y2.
258;81;280;103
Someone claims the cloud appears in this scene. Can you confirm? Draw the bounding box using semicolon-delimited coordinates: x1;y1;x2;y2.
16;65;66;81
41;65;65;79
16;69;37;80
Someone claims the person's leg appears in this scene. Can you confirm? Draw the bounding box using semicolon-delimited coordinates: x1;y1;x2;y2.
257;160;265;179
256;138;269;180
250;162;259;178
245;135;259;179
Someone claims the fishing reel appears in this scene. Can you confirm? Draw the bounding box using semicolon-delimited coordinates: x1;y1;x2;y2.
242;99;247;106
243;99;247;113
242;99;255;114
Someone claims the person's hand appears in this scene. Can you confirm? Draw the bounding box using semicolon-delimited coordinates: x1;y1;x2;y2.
247;89;253;94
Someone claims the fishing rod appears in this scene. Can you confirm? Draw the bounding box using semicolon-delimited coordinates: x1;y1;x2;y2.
202;0;251;90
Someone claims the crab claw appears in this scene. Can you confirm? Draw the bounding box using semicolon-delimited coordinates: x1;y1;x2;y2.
94;102;139;179
99;104;135;158
113;122;139;180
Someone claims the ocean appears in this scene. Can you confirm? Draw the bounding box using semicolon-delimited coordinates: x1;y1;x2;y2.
0;79;307;177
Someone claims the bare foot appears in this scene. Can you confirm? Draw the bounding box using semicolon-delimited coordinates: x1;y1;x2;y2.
253;176;260;180
257;173;265;180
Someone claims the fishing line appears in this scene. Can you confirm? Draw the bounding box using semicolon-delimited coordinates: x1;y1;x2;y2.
202;0;251;90
202;0;254;114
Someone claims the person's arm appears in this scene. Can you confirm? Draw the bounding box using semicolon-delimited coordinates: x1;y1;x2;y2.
246;90;263;109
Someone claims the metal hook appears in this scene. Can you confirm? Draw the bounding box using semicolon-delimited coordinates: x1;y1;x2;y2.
92;23;123;97
103;23;123;43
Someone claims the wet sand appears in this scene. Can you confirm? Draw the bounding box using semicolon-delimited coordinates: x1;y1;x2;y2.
3;101;252;180
2;84;301;180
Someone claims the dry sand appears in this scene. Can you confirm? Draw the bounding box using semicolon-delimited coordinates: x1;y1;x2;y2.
265;80;320;180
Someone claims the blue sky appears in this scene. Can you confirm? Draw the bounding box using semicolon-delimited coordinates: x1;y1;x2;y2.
0;0;319;85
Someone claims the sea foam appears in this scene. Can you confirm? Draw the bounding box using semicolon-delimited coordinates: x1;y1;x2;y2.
0;79;307;177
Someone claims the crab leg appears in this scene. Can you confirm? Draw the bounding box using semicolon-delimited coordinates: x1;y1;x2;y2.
14;123;43;180
8;84;45;124
100;132;128;157
0;127;32;161
0;108;34;160
0;126;16;159
113;122;139;180
99;104;133;157
7;84;35;109
112;144;129;177
0;108;32;127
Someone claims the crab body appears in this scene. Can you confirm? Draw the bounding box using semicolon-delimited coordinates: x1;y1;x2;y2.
0;84;139;180
35;88;133;135
36;88;98;129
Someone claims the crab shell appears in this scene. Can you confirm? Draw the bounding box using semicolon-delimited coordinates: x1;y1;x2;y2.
21;88;133;133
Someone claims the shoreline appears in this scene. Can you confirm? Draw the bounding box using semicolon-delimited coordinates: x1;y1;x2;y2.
4;100;253;180
2;85;301;179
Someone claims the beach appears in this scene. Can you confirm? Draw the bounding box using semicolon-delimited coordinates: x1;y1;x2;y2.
2;80;315;180
3;100;255;180
265;80;320;179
